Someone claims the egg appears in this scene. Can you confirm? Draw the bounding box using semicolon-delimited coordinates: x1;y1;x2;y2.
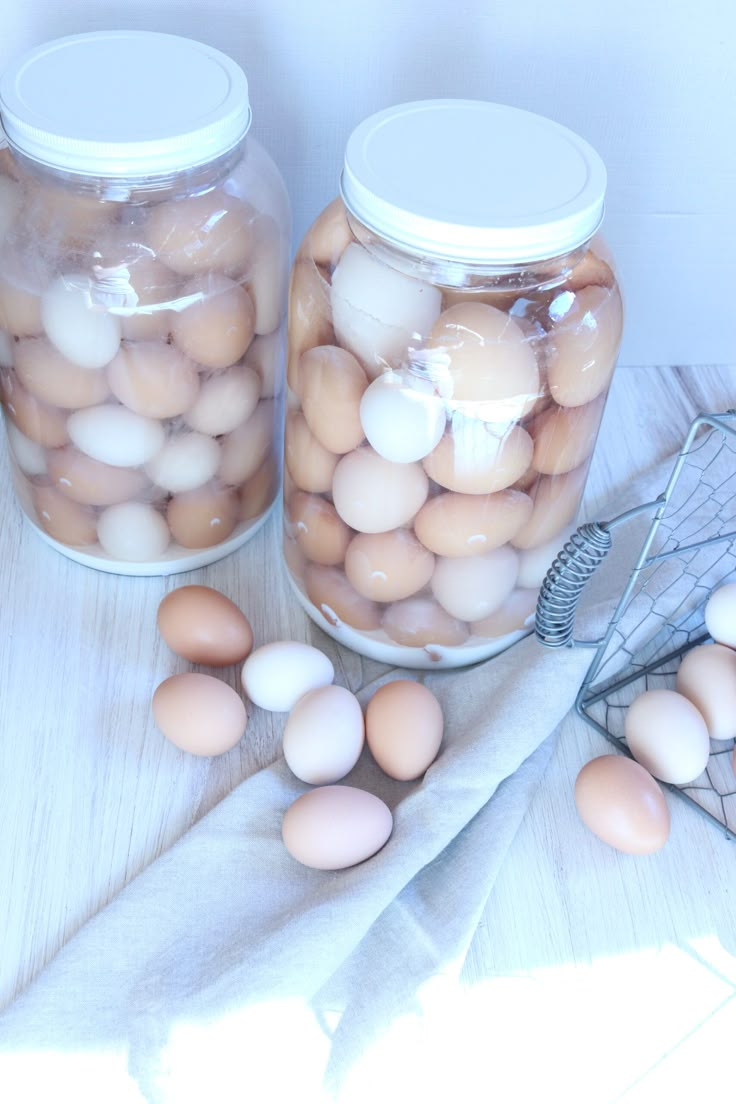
298;197;354;269
67;404;165;468
146;188;256;276
106;341;199;419
283;533;308;581
344;529;435;602
240;456;278;521
423;416;533;495
167;483;239;548
172;274;255;370
382;596;469;648
287;261;334;395
704;583;736;649
23;180;115;246
511;466;587;550
47;445;149;506
3;373;69;447
300;344;368;454
289;491;351;566
281;785;392;870
304;564;382;631
5;421;47;475
547;284;623;408
157;585;253;666
152;672;248;756
241;641;334;712
284;411;338;493
41;275;122;370
574;755;670;854
112;255;179;342
516;526;574;589
365;680;443;780
0;276;43;337
245;330;283;398
97;501;170;561
624;689;711;784
471;587;538;638
432;545;518;622
0;176;22;243
283;685;365;784
145;432;221;493
331;243;442;375
560;248;615;293
245;215;286;335
358;371;446;463
332;447;428;533
31;483;97;546
530;394;605;475
14;337;110;410
676;643;736;743
184;363;260;436
414;489;533;557
218;399;274;486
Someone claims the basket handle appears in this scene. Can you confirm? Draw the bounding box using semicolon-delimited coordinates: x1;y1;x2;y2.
534;522;613;648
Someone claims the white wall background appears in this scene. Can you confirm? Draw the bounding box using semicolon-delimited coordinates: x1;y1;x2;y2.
0;0;733;368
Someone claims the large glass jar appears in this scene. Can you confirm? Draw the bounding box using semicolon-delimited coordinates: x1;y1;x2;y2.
284;101;622;668
0;31;289;575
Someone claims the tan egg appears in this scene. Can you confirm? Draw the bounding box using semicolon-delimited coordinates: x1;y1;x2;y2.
281;785;392;871
97;501;170;561
117;257;179;342
300;344;367;453
382;596;469;647
167;483;239;548
304;563;382;631
431;546;518;622
283;532;308;581
547;284;623;407
423;416;533;495
219;399;274;486
107;341;199;418
47;445;149;506
152;673;247;756
560;248;615;293
574;756;669;855
471;587;538;637
286;261;334;395
157;585;254;666
345;529;435;602
365;680;443;781
0;276;43;336
427;302;540;421
241;456;278;521
31;483;97;545
14;337;110;409
332;447;428;533
245;330;283;398
414;488;533;557
676;643;736;743
512;465;587;550
184;363;260;436
530;394;605;475
289;491;351;565
172;274;256;370
146;188;256;276
245;215;286;335
3;371;69;447
298;198;354;269
284;411;339;493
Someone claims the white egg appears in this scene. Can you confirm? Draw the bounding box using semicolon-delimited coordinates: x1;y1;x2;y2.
359;371;446;463
0;176;22;243
241;641;334;712
516;525;574;589
68;404;165;467
704;583;736;649
624;689;711;785
145;432;221;493
0;329;14;368
431;546;518;622
5;420;47;475
41;274;121;369
97;501;170;561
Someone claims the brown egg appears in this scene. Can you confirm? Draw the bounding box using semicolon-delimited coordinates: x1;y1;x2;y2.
281;785;392;871
423;417;533;495
157;585;254;665
245;330;283;398
286;261;334;395
219;399;274;486
332;447;428;533
15;337;110;409
345;529;434;602
382;596;469;647
365;680;443;780
547;285;623;408
245;215;285;335
284;411;339;493
152;672;248;756
184;363;260;436
304;563;382;631
471;587;538;637
414;488;533;557
172;274;256;370
289;491;351;565
0;276;43;337
31;483;97;545
530;394;605;475
146;188;257;276
167;483;239;548
47;445;149;506
560;249;615;293
300;344;368;454
512;465;587;550
3;371;69;447
298;198;354;269
107;341;199;418
574;755;670;854
241;456;278;521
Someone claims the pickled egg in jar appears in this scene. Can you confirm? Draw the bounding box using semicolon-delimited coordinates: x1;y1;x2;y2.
0;31;289;575
283;100;622;668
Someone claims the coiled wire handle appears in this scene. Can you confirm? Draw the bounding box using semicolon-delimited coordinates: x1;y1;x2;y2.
535;522;613;647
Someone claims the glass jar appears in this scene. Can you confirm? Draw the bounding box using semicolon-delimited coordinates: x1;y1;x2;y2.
0;31;289;575
284;100;622;669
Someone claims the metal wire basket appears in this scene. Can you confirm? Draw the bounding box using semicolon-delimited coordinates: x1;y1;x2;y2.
536;411;736;839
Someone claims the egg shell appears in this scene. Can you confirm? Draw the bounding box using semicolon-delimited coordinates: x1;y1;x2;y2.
704;583;736;649
67;404;165;468
365;680;443;781
5;420;47;475
560;248;615;293
284;411;338;493
382;596;469;648
283;685;365;785
47;445;149;506
281;785;392;871
0;176;23;243
184;363;260;436
287;261;334;395
574;755;670;854
241;641;334;712
359;371;446;463
3;372;69;447
516;526;574;589
332;447;428;533
423;417;533;496
107;341;199;419
676;643;736;743
152;672;247;756
471;587;538;638
172;274;256;370
289;491;351;566
146;432;221;493
511;466;587;550
240;456;278;521
245;215;286;335
547;284;623;408
146;188;256;276
245;330;283;398
97;501;170;561
41;275;122;370
14;337;110;410
0;276;43;337
298;197;354;270
432;545;518;622
530;394;605;475
218;399;274;486
300;344;368;454
345;529;435;602
414;489;533;558
624;689;711;785
304;564;382;631
31;483;97;546
157;585;253;666
166;483;239;549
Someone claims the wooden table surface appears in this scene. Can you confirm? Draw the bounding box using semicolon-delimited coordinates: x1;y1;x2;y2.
2;363;736;1102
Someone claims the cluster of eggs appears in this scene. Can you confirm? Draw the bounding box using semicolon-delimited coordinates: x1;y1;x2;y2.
283;199;623;658
0;148;286;567
152;583;443;870
574;583;736;854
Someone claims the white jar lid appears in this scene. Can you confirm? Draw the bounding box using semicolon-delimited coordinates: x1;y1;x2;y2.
0;31;251;177
341;100;607;264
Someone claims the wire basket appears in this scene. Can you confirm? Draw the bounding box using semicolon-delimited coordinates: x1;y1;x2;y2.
536;411;736;839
